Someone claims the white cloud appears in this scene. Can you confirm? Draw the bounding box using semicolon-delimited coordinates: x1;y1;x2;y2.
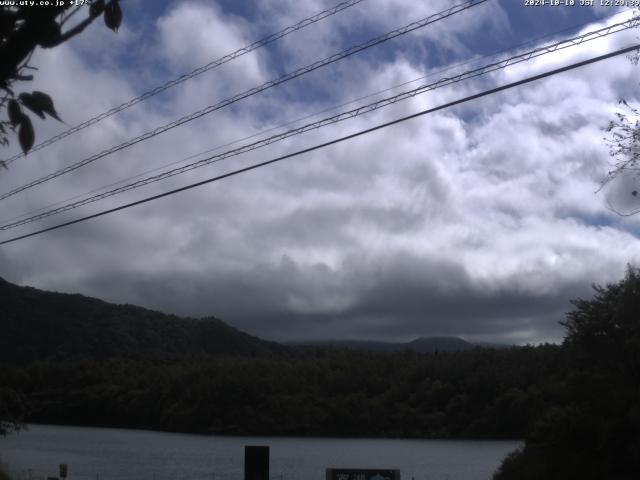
1;1;640;344
156;1;266;89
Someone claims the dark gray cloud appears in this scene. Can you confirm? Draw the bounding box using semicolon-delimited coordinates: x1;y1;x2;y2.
1;2;640;346
33;248;593;344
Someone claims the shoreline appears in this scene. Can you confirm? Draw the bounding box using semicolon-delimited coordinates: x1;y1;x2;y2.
10;423;524;443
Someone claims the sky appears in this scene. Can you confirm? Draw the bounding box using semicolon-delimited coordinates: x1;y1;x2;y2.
1;0;640;344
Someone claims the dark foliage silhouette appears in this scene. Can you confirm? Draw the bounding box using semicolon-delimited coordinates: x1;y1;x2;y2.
494;267;640;479
0;0;122;160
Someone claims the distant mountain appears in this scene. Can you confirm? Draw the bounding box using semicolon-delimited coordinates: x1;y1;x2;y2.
408;336;476;353
0;277;287;362
290;336;477;353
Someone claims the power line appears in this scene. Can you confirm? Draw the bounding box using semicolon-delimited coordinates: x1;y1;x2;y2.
2;17;636;231
4;8;630;227
0;0;488;202
1;43;637;247
1;0;368;165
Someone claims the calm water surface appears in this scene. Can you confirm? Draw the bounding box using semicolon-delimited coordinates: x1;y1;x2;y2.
0;425;520;480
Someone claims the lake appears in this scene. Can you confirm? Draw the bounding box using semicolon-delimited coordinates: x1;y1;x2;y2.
0;425;520;480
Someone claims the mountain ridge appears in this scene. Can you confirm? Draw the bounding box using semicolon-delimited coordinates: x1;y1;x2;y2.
0;277;507;362
0;276;287;361
288;336;479;353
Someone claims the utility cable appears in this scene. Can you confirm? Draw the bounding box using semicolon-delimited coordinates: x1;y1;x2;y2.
1;17;636;231
1;43;637;247
4;7;631;226
0;0;489;202
1;0;368;165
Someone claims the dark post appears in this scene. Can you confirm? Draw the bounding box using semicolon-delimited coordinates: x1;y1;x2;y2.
244;445;269;480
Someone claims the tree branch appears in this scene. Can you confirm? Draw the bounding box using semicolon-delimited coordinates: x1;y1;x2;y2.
60;5;83;27
45;9;103;48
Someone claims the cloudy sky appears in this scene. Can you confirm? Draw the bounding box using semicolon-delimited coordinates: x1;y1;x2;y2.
1;0;640;344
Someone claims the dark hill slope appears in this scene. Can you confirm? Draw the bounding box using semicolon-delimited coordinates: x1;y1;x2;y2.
0;277;286;361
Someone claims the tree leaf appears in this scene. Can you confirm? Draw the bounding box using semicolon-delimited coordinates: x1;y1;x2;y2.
31;91;61;121
37;20;62;48
104;0;122;32
18;115;34;154
7;100;22;126
90;0;105;18
19;92;46;119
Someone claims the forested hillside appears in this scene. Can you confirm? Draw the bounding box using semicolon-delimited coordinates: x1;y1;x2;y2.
0;345;562;438
2;271;638;480
0;277;286;361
